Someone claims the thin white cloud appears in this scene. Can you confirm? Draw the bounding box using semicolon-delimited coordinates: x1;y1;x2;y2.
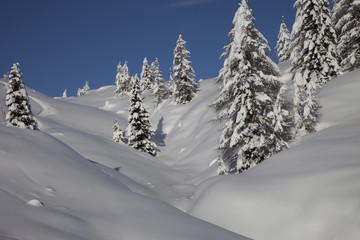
162;0;216;9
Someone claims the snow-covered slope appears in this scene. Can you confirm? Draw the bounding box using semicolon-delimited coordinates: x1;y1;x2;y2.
0;68;359;240
188;70;360;240
0;79;248;240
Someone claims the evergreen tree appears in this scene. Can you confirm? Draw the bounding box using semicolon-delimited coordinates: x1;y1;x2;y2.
115;61;131;97
126;75;157;156
291;0;340;135
172;35;197;104
113;119;125;143
83;81;90;93
140;58;153;91
5;63;37;130
213;0;287;174
332;0;360;70
275;16;292;63
62;89;67;98
77;88;84;97
151;58;167;107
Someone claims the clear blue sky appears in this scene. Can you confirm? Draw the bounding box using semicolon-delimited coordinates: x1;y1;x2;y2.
0;0;296;97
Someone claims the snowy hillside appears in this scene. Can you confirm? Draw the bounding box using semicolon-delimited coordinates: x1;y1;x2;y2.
0;67;360;240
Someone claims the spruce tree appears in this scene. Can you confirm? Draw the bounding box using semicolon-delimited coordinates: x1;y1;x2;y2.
5;63;37;130
291;0;340;135
213;0;287;174
113;119;125;143
275;16;292;63
151;58;167;107
62;89;67;98
332;0;360;70
115;61;131;97
172;35;197;104
140;58;153;91
126;75;157;156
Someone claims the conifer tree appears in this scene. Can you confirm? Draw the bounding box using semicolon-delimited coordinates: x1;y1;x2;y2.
77;88;84;97
213;0;287;174
115;61;131;97
62;89;67;98
275;16;292;63
140;58;153;91
172;35;197;104
291;0;340;135
151;58;167;107
83;81;90;93
5;63;37;130
126;75;157;156
332;0;360;70
113;119;125;143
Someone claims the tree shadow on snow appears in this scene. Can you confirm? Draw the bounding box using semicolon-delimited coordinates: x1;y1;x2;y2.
152;117;166;147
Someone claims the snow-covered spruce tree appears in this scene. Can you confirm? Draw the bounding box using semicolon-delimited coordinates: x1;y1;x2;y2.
140;58;153;91
291;0;340;134
151;58;167;107
172;35;197;104
83;81;90;93
115;61;131;97
5;63;37;130
213;0;287;174
275;16;292;63
126;75;157;156
332;0;360;70
113;119;125;143
77;88;84;97
62;89;67;98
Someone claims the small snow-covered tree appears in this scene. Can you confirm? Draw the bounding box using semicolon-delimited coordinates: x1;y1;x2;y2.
5;63;37;130
213;0;287;174
126;75;157;156
113;119;125;143
151;58;167;107
291;0;340;135
332;0;360;70
83;81;90;93
62;89;67;98
275;16;292;63
115;61;131;97
77;88;84;97
140;58;153;91
172;35;197;104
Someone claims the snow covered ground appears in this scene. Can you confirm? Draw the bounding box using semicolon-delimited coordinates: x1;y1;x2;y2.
0;67;359;240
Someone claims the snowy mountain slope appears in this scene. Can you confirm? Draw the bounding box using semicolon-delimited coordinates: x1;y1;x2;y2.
1;67;359;240
188;70;360;240
0;79;250;240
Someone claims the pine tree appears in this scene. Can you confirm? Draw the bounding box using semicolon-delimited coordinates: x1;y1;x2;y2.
332;0;360;70
172;35;197;104
113;119;125;143
291;0;340;135
151;58;167;107
5;63;37;130
213;0;287;174
140;58;153;91
83;81;90;93
275;16;292;63
126;75;157;156
115;61;131;97
62;89;67;98
77;88;84;97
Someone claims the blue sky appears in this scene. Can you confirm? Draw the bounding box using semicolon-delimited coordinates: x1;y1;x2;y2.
0;0;296;97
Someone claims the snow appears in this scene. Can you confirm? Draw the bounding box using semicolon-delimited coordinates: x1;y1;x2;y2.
188;70;360;240
0;67;359;239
